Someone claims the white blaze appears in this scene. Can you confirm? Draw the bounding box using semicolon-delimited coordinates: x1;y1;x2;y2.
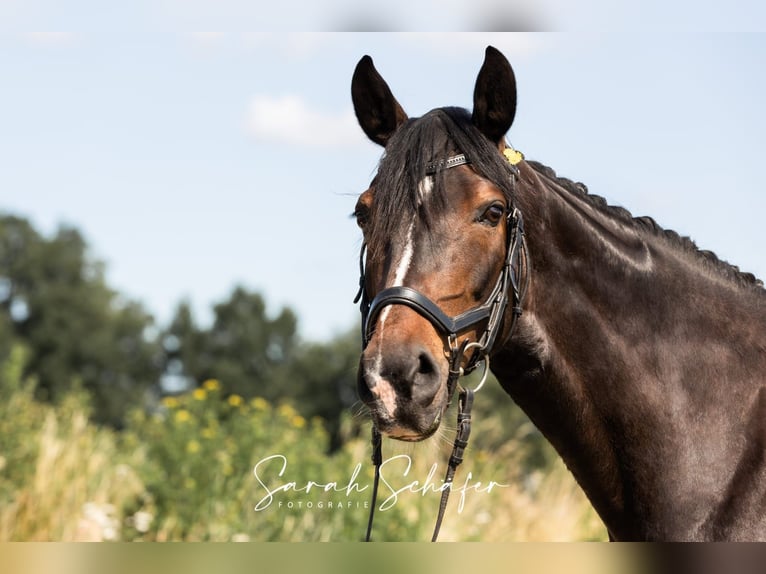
368;176;433;417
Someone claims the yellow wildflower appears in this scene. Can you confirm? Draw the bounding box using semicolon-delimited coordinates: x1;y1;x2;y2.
291;415;306;429
184;477;196;490
227;394;243;407
161;396;179;409
186;440;201;454
201;427;215;439
203;379;221;391
250;397;269;411
175;409;191;423
277;404;297;419
192;388;207;401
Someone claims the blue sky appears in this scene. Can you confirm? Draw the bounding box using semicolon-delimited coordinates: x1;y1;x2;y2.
1;32;765;341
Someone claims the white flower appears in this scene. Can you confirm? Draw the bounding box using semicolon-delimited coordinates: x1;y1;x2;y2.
131;510;153;533
231;533;251;542
78;502;120;541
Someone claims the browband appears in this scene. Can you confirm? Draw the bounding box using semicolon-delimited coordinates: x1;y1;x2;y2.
425;153;469;175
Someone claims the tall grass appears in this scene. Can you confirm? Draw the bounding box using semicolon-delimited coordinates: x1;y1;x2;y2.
0;348;144;541
0;348;606;541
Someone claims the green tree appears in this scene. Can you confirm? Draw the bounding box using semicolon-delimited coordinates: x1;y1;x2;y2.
160;300;204;394
163;289;362;450
0;215;162;425
285;328;362;450
206;286;298;399
163;287;298;401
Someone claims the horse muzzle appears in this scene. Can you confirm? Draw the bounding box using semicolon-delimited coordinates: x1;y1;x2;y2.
357;338;448;441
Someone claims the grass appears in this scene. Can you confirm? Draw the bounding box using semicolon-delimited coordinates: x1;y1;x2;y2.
0;368;145;541
0;347;606;542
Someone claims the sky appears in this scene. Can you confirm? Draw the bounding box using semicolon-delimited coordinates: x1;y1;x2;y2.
1;29;765;342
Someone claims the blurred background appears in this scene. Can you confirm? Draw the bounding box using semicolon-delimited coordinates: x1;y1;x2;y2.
0;25;764;543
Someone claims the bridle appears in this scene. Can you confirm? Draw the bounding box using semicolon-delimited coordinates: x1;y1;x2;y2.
353;148;528;541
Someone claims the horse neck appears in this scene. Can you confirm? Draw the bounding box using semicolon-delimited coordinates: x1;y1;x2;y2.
493;162;766;540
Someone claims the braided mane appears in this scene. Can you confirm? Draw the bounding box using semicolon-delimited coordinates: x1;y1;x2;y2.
527;160;763;290
365;103;762;291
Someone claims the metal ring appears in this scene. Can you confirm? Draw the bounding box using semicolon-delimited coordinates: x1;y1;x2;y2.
461;342;490;393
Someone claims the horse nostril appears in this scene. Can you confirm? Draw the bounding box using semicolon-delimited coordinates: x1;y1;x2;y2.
417;352;436;376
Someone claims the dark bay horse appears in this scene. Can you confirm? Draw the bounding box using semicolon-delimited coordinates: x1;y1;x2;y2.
350;46;766;541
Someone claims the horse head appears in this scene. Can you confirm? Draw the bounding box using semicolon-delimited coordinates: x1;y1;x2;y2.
352;47;523;441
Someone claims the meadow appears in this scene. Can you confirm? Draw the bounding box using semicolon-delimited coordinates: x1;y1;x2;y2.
0;346;605;542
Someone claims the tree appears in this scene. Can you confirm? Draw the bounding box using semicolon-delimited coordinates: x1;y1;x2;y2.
163;287;299;401
206;286;298;399
159;301;203;394
0;215;162;425
162;288;362;450
285;328;362;450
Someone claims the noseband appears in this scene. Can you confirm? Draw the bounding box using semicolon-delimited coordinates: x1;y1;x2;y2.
354;149;528;541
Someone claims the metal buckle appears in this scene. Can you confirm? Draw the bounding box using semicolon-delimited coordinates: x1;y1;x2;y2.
460;341;490;393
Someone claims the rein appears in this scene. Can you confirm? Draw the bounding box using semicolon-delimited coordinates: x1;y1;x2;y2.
355;148;527;542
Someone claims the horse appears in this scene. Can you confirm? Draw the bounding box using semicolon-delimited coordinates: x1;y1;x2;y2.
350;45;766;541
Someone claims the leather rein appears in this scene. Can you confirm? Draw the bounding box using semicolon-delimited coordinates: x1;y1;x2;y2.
354;150;528;541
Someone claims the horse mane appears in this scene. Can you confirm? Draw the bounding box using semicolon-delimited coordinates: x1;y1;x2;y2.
366;105;762;291
527;160;765;290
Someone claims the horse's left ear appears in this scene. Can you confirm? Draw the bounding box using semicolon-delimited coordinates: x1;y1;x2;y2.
472;46;517;144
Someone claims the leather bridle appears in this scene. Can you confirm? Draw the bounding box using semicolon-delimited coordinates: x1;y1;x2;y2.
354;151;528;541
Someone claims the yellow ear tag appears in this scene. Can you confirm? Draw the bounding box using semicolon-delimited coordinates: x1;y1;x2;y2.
503;147;524;165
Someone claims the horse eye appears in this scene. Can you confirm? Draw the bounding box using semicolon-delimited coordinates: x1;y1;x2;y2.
354;204;370;228
481;204;505;226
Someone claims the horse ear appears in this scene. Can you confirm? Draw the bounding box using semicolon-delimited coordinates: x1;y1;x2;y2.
351;55;408;147
472;46;517;144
